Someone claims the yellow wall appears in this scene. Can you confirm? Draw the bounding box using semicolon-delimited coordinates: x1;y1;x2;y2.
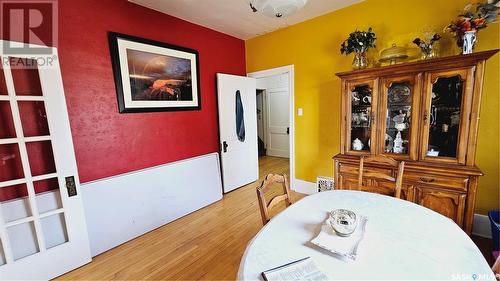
246;0;499;214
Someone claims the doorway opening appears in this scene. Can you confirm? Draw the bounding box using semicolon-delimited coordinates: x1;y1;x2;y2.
248;65;294;187
256;89;266;157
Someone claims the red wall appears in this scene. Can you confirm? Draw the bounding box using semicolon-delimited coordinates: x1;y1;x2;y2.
57;0;246;182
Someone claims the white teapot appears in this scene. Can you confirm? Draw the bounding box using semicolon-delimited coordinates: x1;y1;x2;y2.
352;138;364;151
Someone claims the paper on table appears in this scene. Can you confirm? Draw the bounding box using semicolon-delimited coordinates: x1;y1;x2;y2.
261;257;330;281
310;215;368;261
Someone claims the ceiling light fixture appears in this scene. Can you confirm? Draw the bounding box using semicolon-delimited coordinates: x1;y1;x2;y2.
248;0;308;18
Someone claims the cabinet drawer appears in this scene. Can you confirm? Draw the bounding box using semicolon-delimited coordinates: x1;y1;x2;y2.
404;174;468;191
339;164;391;176
339;164;358;175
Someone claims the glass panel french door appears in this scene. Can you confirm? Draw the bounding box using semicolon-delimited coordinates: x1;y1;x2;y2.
0;44;91;280
420;68;473;164
378;75;421;160
345;79;378;154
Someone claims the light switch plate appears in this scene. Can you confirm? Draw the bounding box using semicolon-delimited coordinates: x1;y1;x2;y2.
297;108;303;116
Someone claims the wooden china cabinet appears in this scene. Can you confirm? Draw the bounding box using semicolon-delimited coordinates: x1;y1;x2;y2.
333;50;498;235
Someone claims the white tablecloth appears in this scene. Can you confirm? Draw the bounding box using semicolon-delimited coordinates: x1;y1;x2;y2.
238;190;494;280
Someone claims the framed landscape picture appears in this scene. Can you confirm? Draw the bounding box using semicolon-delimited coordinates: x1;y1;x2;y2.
108;32;201;113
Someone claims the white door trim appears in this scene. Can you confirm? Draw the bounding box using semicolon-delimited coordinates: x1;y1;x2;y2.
247;65;295;189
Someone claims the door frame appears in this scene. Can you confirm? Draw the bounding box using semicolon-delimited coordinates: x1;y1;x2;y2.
256;89;268;150
247;65;295;189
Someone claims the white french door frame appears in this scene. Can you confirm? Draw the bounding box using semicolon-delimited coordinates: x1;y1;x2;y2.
0;40;91;280
247;65;295;189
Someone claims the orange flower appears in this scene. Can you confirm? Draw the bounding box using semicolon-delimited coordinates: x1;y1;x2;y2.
461;19;472;31
473;18;486;28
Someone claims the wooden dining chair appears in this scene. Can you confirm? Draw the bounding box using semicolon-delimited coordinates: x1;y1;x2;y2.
256;173;293;225
358;155;405;199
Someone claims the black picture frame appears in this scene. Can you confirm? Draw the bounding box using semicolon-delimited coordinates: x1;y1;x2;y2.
108;32;201;113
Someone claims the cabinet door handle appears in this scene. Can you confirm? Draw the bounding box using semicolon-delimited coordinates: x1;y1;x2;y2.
420;177;435;183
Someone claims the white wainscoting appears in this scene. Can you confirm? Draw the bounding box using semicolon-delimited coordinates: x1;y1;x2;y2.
81;152;223;256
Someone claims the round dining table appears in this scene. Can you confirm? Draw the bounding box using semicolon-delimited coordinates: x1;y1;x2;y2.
238;190;494;280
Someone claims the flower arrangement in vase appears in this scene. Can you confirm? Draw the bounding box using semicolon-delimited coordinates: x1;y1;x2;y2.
340;28;376;69
412;33;441;59
444;0;499;54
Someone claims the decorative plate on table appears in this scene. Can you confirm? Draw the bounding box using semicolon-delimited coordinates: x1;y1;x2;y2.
388;84;411;103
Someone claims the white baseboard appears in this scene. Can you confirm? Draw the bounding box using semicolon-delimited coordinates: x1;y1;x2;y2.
82;153;223;256
472;213;493;238
266;149;289;158
292;178;317;194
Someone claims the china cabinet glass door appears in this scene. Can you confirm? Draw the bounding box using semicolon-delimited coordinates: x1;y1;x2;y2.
420;68;473;164
378;75;421;160
345;79;378;154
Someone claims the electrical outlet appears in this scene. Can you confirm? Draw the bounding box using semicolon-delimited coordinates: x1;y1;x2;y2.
317;176;334;192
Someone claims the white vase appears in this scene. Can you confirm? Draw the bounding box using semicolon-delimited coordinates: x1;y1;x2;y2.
462;30;477;55
393;131;404;154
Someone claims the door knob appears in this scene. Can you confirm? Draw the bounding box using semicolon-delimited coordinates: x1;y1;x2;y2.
222;141;228;153
66;176;77;197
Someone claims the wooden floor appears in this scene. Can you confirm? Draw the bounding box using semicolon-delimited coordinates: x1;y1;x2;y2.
58;156;303;281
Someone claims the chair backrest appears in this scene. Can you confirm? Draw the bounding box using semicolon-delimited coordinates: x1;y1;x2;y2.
358;155;405;199
256;173;292;225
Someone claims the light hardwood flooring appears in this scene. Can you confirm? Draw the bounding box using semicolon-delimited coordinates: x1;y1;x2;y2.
58;156;305;281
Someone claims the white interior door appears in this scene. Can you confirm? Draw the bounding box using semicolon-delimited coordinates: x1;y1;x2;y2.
0;42;91;280
217;74;258;193
265;87;290;158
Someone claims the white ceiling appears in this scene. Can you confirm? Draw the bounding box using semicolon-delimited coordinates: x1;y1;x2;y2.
129;0;363;40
